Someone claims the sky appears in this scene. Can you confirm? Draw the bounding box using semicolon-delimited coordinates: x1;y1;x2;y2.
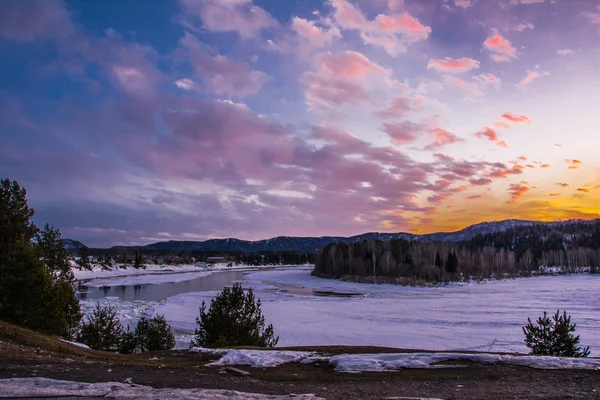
1;0;600;247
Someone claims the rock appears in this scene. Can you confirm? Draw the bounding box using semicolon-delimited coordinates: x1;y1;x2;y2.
219;367;251;376
123;378;133;384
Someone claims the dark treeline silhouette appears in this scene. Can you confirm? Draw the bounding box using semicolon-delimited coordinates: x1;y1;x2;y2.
313;221;600;283
76;248;315;267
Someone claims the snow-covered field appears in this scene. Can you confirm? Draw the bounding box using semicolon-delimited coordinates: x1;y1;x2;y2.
76;266;600;356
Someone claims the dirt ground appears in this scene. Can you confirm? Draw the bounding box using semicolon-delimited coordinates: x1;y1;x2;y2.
1;322;599;400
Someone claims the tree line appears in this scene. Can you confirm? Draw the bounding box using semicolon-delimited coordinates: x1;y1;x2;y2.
313;222;600;283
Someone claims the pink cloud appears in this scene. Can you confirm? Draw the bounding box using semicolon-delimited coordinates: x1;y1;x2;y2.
302;72;369;109
466;194;483;200
315;50;387;77
424;128;464;150
474;73;502;85
427;57;480;74
443;76;482;97
376;96;414;119
475;126;499;141
179;32;268;97
330;0;430;56
382;121;422;144
519;69;549;86
493;121;511;129
179;0;277;39
291;17;341;47
374;13;432;40
470;178;492;186
501;112;532;124
496;140;508;148
514;22;534;31
583;8;600;24
484;29;517;62
508;182;530;202
540;163;550;168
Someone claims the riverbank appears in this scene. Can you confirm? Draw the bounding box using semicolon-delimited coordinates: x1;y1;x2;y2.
1;321;598;400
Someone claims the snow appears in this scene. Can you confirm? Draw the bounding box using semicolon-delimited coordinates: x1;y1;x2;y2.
0;378;323;399
153;268;600;355
207;349;316;368
328;352;600;372
59;339;91;349
83;271;215;287
188;348;600;372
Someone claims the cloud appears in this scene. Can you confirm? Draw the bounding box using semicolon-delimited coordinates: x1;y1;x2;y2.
291;17;342;47
330;0;431;56
557;183;569;188
484;29;517;62
519;69;549;86
424;128;464;150
454;0;474;9
557;48;573;55
0;0;75;41
382;121;422;144
443;75;483;97
475;126;499;141
302;72;370;109
577;188;590;193
540;163;550;168
178;32;269;97
501;112;532;124
549;193;560;197
179;0;277;39
565;159;582;170
583;8;600;24
315;50;388;77
493;121;511;128
508;182;530;202
466;194;483;200
474;73;502;86
509;0;546;4
514;22;534;31
376;95;419;119
469;178;492;186
427;57;480;74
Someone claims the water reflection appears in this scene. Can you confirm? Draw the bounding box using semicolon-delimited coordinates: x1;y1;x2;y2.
76;270;245;302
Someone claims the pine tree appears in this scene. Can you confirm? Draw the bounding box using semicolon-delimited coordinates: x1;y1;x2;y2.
0;179;80;337
523;310;590;357
192;283;278;348
445;252;458;274
134;252;144;269
78;303;124;352
78;246;91;270
435;252;442;268
134;315;175;352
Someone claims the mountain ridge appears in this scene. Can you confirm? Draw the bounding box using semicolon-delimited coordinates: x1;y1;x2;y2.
63;218;600;253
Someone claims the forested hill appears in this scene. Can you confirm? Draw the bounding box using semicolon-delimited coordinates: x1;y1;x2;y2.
65;218;600;253
313;219;600;282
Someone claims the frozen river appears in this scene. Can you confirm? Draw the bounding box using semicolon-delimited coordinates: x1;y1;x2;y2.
78;267;600;355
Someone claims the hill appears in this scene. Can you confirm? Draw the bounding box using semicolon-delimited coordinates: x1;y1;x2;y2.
61;218;600;253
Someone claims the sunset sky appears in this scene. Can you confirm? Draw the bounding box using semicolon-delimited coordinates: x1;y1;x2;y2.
1;0;599;247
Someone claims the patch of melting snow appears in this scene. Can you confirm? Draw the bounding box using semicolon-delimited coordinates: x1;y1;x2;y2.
190;348;600;372
0;378;323;399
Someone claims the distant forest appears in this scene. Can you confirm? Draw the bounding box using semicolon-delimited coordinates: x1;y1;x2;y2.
313;221;600;283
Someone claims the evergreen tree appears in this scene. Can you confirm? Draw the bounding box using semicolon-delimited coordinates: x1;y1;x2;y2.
134;252;144;269
192;283;278;348
0;178;79;337
78;303;124;352
445;252;458;274
435;252;442;268
523;310;590;357
134;314;175;352
77;246;91;270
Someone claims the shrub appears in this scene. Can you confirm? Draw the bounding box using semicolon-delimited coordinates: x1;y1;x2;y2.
192;283;278;348
523;310;590;357
134;314;176;352
77;303;124;352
